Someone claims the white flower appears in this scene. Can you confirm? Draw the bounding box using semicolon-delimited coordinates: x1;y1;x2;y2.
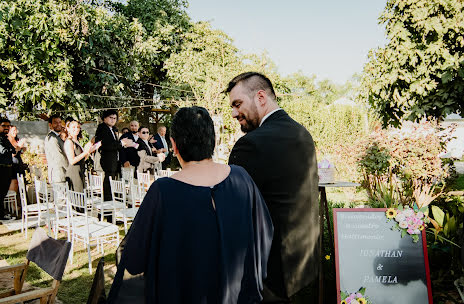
413;229;420;235
399;221;408;229
351;300;360;304
416;211;424;219
395;213;406;222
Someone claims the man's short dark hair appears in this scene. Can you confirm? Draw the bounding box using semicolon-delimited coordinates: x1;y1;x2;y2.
0;117;11;124
48;114;61;124
226;72;276;100
171;107;215;162
101;109;118;120
138;126;149;132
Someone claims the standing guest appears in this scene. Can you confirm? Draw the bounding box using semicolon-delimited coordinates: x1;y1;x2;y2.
153;125;170;169
0;119;16;220
120;127;130;135
108;107;273;303
227;72;320;302
64;120;96;192
94;110;133;202
45;115;68;184
8;125;27;191
120;121;140;170
136;126;165;174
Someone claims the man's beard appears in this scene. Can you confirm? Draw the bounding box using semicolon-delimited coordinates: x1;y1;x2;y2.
241;118;259;133
238;103;260;133
132;130;137;134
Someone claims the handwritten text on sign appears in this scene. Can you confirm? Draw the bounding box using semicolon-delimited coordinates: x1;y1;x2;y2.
334;209;432;304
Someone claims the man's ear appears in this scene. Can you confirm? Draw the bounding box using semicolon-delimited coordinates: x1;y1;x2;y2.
256;90;267;106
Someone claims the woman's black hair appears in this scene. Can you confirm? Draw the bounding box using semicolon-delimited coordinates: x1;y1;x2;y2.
171;107;215;162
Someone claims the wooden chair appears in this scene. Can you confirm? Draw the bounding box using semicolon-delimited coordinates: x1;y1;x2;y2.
0;227;71;304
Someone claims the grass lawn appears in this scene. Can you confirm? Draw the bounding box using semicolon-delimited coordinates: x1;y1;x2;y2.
0;224;122;304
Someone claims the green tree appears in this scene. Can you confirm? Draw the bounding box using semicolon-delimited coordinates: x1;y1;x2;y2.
0;0;78;116
361;0;464;126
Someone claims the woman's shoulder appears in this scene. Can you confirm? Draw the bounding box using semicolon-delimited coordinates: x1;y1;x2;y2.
227;165;255;185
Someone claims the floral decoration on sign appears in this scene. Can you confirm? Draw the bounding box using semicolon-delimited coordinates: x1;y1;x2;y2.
386;205;429;243
340;287;371;304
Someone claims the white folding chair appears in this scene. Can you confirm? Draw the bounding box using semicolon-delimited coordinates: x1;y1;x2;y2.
136;171;151;193
110;178;137;234
67;190;120;273
121;166;135;185
17;174;47;238
51;183;72;240
34;178;55;235
88;173;125;224
129;182;145;209
4;190;18;217
156;169;176;178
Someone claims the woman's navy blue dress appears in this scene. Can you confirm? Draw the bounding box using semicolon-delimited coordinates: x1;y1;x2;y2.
108;165;273;303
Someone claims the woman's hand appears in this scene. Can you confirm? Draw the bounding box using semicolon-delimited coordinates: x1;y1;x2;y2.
84;141;93;155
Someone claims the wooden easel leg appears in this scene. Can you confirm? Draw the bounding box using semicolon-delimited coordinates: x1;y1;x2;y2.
318;187;325;304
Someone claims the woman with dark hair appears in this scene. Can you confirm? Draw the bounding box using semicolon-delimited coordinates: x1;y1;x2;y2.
109;106;273;304
8;125;27;190
64;120;96;191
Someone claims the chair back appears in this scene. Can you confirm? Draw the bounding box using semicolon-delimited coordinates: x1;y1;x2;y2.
17;174;28;210
121;167;134;184
67;190;92;229
110;178;126;209
35;178;52;218
26;227;71;281
136;171;151;192
52;183;69;218
156;169;175;178
130;183;144;208
88;173;104;203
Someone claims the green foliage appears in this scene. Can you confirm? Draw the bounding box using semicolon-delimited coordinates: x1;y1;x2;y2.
0;0;78;115
0;0;190;120
358;119;450;208
280;92;375;181
361;0;464;126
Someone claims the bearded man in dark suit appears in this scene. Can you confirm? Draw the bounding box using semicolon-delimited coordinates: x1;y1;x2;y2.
227;72;319;302
120;120;141;171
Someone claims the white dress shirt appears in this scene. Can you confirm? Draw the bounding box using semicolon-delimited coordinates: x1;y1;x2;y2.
259;108;283;127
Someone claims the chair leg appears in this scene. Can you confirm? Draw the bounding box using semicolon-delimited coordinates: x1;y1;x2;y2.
70;239;74;265
124;218;128;234
25;214;28;239
87;243;92;274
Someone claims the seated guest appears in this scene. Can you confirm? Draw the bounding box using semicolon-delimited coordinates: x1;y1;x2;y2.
136;126;164;174
108;106;273;304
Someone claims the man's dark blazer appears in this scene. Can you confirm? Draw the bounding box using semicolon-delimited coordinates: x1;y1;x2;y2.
94;122;122;174
153;133;168;151
153;133;171;168
119;132;140;167
229;109;320;299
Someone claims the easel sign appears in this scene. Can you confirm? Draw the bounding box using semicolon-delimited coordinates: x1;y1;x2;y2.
333;208;433;304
